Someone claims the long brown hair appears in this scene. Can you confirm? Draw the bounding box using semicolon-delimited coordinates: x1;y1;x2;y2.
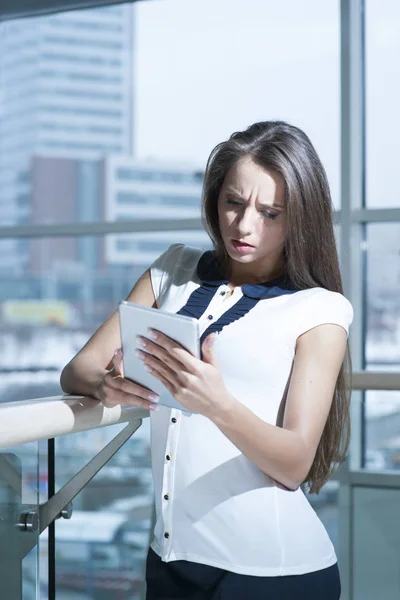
201;120;352;494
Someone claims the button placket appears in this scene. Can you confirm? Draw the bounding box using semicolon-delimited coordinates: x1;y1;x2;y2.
198;286;243;337
161;287;243;557
161;408;181;556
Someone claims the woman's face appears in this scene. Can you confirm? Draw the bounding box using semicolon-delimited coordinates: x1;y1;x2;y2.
217;158;287;284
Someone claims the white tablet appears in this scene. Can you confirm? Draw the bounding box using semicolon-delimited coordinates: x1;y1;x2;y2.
118;301;200;413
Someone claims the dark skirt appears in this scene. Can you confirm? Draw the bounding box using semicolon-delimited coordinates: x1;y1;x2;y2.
145;547;341;600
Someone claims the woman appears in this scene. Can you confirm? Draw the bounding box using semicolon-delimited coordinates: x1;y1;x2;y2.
61;120;353;600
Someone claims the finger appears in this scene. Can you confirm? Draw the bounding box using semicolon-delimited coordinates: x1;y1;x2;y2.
105;373;160;403
122;394;160;411
146;329;174;347
112;348;124;377
138;344;185;378
144;331;201;371
144;359;177;393
138;335;195;376
201;333;219;366
148;366;174;395
144;330;186;359
102;393;160;411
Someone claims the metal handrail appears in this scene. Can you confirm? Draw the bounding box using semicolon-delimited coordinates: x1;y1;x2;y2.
0;370;399;450
0;394;149;449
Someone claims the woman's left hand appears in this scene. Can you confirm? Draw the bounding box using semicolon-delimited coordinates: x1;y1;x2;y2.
135;329;234;418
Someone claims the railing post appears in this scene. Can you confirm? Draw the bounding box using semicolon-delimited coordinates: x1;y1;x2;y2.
48;438;55;600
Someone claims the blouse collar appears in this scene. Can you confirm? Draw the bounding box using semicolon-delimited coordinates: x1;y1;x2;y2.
196;250;298;300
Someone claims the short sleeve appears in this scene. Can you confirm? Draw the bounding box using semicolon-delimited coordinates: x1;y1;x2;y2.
149;243;185;306
295;290;354;340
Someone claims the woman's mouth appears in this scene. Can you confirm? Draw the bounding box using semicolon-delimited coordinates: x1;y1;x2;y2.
231;239;255;253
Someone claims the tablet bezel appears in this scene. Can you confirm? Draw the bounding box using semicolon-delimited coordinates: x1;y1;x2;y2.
118;301;200;413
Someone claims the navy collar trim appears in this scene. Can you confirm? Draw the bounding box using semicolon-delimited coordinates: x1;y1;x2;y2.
196;250;298;300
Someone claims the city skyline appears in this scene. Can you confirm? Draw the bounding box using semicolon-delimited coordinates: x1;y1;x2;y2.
0;1;399;296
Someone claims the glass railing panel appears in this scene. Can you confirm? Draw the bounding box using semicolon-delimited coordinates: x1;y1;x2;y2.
54;423;152;600
0;441;41;599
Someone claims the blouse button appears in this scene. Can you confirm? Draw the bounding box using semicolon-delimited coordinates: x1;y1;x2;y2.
171;417;177;423
207;314;213;320
220;291;226;296
166;454;171;461
164;494;169;500
164;532;170;539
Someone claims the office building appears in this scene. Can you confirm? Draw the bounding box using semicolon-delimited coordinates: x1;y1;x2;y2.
0;4;134;273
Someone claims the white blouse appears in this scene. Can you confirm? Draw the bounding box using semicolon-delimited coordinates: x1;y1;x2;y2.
148;243;353;577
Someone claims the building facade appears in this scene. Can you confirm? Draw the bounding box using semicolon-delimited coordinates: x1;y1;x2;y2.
0;4;134;273
103;155;207;267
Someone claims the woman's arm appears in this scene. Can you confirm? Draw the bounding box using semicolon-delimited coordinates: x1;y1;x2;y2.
60;268;157;403
210;323;348;490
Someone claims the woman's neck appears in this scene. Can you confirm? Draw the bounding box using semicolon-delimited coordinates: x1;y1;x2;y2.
228;262;286;287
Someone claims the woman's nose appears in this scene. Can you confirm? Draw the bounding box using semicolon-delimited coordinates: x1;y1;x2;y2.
237;209;255;236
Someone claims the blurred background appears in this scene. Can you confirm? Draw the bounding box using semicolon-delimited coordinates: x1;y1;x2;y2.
0;0;400;599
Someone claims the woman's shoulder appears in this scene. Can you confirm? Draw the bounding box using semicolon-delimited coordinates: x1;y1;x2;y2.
149;243;206;304
151;243;205;275
294;286;352;306
290;287;354;338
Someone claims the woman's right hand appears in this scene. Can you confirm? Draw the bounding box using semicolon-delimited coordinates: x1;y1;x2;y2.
97;348;160;411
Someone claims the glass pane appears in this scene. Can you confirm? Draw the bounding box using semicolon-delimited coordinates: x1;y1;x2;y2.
54;424;151;600
365;223;400;369
352;487;400;599
364;222;400;469
0;442;40;599
366;0;400;207
306;480;340;551
364;391;400;471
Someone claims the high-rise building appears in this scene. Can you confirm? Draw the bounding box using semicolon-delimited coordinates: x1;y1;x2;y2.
104;155;208;267
0;4;134;273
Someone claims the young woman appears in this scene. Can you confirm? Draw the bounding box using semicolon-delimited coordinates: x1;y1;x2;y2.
61;120;353;600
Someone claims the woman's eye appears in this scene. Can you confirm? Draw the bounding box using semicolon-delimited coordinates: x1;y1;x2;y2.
226;199;279;220
263;211;279;220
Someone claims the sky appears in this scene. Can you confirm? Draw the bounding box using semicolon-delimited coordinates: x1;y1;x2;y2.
133;0;400;214
134;0;341;204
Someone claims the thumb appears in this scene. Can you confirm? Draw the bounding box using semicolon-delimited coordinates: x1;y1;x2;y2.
201;333;218;366
112;348;124;377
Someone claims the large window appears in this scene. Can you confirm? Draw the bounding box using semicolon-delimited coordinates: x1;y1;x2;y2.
3;1;400;598
363;1;400;477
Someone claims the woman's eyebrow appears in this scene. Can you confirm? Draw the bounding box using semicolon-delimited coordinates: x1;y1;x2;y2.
258;202;285;211
226;188;244;199
226;189;284;211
